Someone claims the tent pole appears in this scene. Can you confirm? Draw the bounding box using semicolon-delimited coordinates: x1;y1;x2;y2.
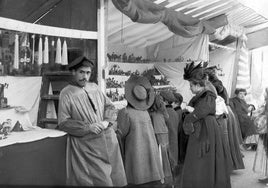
97;0;108;92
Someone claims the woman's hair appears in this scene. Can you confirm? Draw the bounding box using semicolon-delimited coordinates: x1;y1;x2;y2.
234;88;247;95
190;79;206;87
174;92;183;104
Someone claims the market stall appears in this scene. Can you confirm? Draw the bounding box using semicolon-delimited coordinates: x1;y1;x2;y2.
0;76;67;186
0;1;102;186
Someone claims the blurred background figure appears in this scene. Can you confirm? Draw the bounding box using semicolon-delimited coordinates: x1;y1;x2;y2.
160;90;180;184
252;88;268;184
149;93;173;185
230;88;257;150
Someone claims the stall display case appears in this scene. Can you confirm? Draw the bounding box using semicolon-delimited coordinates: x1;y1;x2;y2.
106;62;173;109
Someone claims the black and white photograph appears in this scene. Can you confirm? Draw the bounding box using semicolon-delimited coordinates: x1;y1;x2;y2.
1;0;268;188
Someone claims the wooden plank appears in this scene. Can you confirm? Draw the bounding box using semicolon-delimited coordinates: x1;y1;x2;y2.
238;15;262;26
181;7;196;14
43;71;72;76
245;20;268;31
46;75;72;82
158;0;170;7
172;0;201;11
23;0;63;23
39;118;58;124
0;17;98;39
227;7;251;21
188;0;232;17
41;95;59;100
37;75;50;128
196;3;239;19
165;0;188;9
202;4;240;20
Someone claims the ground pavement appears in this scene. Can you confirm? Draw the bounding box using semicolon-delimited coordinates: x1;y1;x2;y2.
231;149;267;188
171;149;267;188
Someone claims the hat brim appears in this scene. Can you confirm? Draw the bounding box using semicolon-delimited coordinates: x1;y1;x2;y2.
125;76;155;110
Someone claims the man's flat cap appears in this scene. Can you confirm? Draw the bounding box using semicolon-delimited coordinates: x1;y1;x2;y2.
68;56;94;70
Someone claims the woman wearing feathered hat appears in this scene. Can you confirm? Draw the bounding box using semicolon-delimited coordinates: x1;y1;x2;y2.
205;64;245;170
181;62;231;188
116;75;164;185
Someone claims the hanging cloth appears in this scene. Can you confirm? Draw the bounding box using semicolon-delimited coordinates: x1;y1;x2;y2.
55;38;62;64
43;36;49;64
61;40;68;65
13;34;19;69
112;0;227;38
38;36;43;65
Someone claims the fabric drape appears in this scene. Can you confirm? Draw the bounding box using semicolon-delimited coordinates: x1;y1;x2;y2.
0;76;42;126
209;48;236;96
154;62;194;103
147;34;209;61
112;0;227;38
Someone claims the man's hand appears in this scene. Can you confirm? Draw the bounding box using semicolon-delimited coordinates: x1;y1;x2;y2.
248;105;255;112
89;123;104;134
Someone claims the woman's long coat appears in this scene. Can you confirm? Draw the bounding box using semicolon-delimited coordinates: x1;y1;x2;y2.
182;90;231;188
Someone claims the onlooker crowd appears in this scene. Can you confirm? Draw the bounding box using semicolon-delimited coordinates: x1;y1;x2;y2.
58;57;268;187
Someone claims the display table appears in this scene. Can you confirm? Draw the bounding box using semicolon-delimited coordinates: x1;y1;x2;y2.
0;107;35;131
0;128;67;186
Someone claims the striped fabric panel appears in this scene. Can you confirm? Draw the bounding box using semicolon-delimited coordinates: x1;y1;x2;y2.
236;40;251;92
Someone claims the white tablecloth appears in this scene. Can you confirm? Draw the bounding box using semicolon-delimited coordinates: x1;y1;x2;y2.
0;128;66;147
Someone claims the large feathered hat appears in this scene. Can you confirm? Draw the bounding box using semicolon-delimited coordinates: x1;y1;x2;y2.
203;61;217;76
183;61;206;81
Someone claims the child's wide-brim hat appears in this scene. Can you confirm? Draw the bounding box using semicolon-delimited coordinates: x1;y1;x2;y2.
125;75;155;110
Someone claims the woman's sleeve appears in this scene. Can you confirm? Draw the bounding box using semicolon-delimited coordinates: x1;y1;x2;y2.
117;108;130;138
191;93;216;122
102;91;117;122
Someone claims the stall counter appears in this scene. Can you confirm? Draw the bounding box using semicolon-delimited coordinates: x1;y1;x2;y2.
0;128;67;186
